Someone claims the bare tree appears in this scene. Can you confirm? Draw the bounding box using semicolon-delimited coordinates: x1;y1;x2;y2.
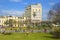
48;3;60;24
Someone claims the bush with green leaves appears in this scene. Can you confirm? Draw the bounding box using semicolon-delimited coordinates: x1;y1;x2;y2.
1;28;12;35
51;27;60;38
2;30;12;35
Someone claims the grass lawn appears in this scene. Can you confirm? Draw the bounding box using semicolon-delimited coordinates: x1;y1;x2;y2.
0;32;60;40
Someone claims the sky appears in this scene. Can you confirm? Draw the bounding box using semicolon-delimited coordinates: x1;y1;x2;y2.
0;0;60;20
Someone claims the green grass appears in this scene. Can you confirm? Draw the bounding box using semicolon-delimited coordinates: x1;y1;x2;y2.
0;32;60;40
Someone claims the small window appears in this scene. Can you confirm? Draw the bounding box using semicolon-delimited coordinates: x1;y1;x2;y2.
39;9;40;11
36;9;37;11
33;9;34;11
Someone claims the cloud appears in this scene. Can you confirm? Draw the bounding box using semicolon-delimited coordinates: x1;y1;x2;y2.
0;10;24;16
9;0;28;5
42;9;49;20
49;2;55;6
9;0;21;2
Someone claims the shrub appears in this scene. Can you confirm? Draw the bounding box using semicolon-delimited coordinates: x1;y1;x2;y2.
2;30;12;35
51;27;60;38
